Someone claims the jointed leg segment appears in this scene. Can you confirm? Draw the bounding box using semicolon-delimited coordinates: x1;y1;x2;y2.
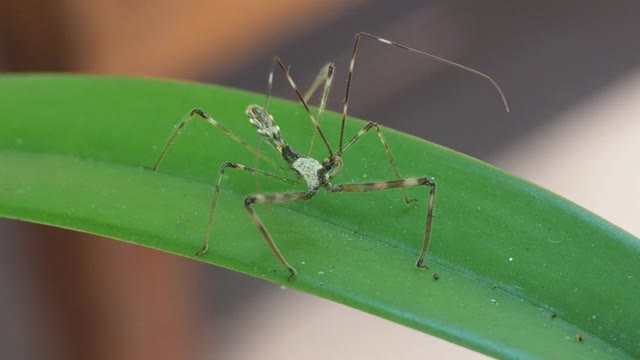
303;62;334;155
303;62;334;120
245;191;311;280
330;177;436;269
339;121;415;204
196;162;298;257
270;56;335;157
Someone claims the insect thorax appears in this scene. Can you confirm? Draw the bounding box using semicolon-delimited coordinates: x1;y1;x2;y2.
292;157;325;190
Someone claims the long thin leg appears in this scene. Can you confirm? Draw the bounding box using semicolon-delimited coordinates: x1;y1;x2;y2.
261;60;334;162
329;177;436;269
303;62;335;120
265;58;334;119
245;191;311;280
338;121;414;204
303;62;334;155
253;62;334;192
150;108;286;173
197;162;299;257
339;32;511;152
271;56;335;157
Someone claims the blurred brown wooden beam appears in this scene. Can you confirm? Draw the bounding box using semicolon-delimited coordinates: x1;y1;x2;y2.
0;0;360;77
67;0;361;78
0;0;74;71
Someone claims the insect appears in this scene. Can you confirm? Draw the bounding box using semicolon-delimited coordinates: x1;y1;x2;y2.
149;33;509;280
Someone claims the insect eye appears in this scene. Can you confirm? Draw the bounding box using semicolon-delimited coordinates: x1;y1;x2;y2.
323;163;332;170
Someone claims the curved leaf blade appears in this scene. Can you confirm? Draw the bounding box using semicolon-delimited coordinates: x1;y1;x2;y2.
1;74;638;359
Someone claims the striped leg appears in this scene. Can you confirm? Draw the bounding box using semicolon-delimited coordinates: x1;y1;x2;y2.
303;62;334;155
303;62;335;121
338;121;414;204
330;177;436;269
271;56;335;157
150;108;286;173
262;60;335;160
339;32;510;152
197;162;299;257
245;191;312;280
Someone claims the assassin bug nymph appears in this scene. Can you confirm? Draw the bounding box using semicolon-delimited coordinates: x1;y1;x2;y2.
150;33;510;280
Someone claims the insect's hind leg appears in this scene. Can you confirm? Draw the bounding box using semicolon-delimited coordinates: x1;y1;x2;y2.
329;177;436;269
245;191;311;281
197;162;299;257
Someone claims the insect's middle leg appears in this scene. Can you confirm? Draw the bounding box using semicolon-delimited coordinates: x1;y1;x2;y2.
329;177;436;269
338;121;415;204
244;191;312;280
197;162;298;257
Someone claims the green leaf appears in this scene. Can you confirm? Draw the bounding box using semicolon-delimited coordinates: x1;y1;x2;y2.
1;74;638;359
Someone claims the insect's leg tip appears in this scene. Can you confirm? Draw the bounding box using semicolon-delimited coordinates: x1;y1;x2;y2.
405;198;418;205
143;165;157;172
195;246;209;257
415;260;429;270
287;270;298;282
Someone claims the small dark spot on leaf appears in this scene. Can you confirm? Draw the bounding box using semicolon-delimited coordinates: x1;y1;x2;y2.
551;312;557;319
433;273;440;280
576;333;584;342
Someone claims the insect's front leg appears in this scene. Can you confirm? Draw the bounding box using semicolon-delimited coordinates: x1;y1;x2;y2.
197;162;298;257
329;177;436;269
244;191;312;281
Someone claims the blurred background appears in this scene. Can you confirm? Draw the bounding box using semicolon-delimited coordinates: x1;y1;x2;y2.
1;0;639;359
